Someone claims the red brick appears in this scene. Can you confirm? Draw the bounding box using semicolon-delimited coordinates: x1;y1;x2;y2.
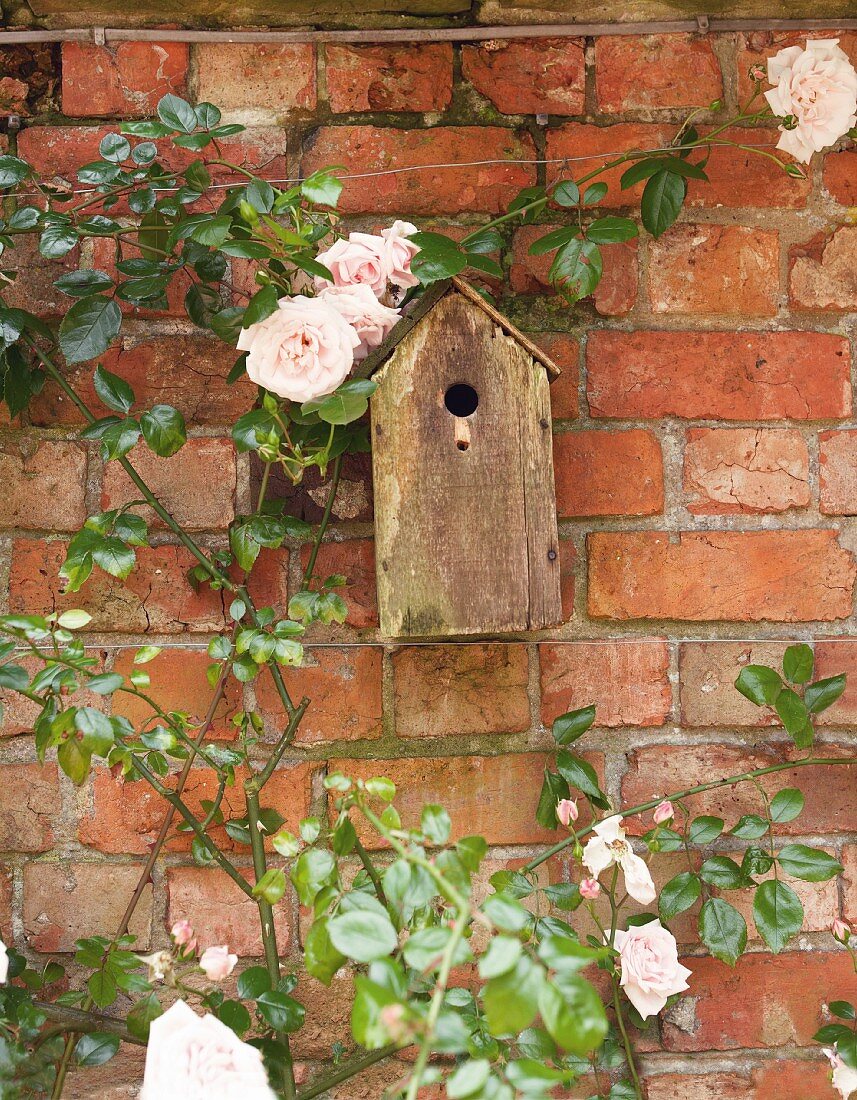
80;763;316;855
326;44;452;112
510;226;637;316
736;30;857;101
194;44;315;115
586;330;851;420
89;237;187;318
166;866;291;957
65;1049;147;1100
534;334;578;420
30;336;256;428
298;540;377;630
844;844;856;921
0;764;60;851
825;148;857;205
0;441;87;531
62;42;188;117
686;128;811;209
546;123;673;204
595;34;722;111
679;642;789;728
301;126;536;215
789;226;857;311
663;951;854;1051
242;547;290;619
110;647;242;740
820;430;857;515
292;971;357;1058
649;224;779;316
462;38;584;115
327;753;597;848
684;428;810;514
727;845;840;937
622;744;855;834
256;646;382;744
9;540;226;633
392;644;530;738
23;862;152;952
1;654;106;738
0;233;80;316
647;1062;834;1100
540;639;670;728
815;640;857;725
257;451;373;526
588;530;855;622
101;439;237;530
553;429;663;517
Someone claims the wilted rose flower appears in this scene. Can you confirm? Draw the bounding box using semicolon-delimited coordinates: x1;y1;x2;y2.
237;295;359;403
556;798;579;828
138;950;175;985
579;878;601;901
653;800;674;825
315;222;420;303
825;1047;857;1100
318;284;401;360
0;939;8;984
614;920;692;1019
583;815;656;905
199;945;238;982
765;39;857;163
832;918;852;944
141;1000;277;1100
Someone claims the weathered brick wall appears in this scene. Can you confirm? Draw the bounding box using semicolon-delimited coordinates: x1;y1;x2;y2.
1;27;856;1098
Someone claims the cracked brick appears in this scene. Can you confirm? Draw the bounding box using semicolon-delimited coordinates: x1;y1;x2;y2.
684;428;810;514
62;42;188;118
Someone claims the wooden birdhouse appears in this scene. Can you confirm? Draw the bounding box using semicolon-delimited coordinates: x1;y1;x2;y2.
361;276;562;638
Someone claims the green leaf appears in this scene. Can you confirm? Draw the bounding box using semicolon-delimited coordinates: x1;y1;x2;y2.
87;969;117;1008
699;856;746;889
59;296;122;364
87;673;124;695
535;769;570;829
770;788;804;824
56;609;92;630
549;238;603;303
734;665;782;706
327;908;398;963
39;222;78;258
640;170;685;237
698;897;747;966
256;990;306;1034
774;687;809;740
237;965;271;1000
527;226;579;256
482;892;531;933
552;705;596;745
752;879;803;953
304;918;346;986
301;379;376;426
75;1032;119;1067
99;133;131;163
689;816;724;845
462;228;503;254
782;643;813;684
447;1059;490;1100
659;872;701;920
126;992;162;1041
92;538;135;579
54;270;114;298
421;804;451;845
556;752;610;811
252;867;287;904
582;182;608;205
217;999;251;1036
0;155;31;189
140;405;186;457
409;232;468;283
157;93;198;134
478;935;522;980
301;172;343;207
483;956;542;1037
243;285;279;328
805;674;846;713
777;844;843;882
94;365;135;415
539;975;608;1056
190;215;232;248
586;216;639;244
831;1001;857;1021
731;814;770;839
552;180;580;207
58;737;91;785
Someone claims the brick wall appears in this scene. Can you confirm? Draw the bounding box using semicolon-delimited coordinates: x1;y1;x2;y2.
1;28;856;1098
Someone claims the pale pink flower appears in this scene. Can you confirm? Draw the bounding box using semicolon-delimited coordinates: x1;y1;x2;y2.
832;918;852;944
237;295;359;403
315;222;420;303
318;284;400;360
0;939;8;984
380;220;421;300
579;878;601;901
171;919;195;946
825;1047;857;1100
199;945;238;982
653;800;674;825
141;1000;276;1100
556;798;579;828
765;39;857;163
582;816;656;906
614;920;692;1020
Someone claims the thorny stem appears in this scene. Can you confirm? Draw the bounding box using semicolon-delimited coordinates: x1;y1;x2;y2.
300;453;343;589
35;1003;143;1046
296;1045;404;1100
611;978;644;1100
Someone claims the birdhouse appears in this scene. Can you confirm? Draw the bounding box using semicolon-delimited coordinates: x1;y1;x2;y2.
360;276;562;638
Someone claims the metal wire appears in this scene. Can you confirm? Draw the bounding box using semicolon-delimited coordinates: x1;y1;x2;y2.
12;638;857;651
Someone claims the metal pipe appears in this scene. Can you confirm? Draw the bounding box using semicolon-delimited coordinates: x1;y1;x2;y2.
0;17;855;46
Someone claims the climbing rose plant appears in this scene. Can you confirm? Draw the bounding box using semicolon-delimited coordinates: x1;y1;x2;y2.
0;40;853;1100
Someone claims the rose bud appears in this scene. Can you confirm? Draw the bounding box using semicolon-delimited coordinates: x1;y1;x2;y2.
748;62;766;82
199;945;238;982
832;918;852;945
171;919;195;946
556;799;579;827
653;800;674;825
579;878;601;901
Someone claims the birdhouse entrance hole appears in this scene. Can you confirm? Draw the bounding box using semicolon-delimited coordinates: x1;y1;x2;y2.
444;383;478;418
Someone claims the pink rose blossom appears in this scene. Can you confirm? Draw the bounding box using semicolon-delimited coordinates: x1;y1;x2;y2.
765;39;857;164
318;284;401;360
237;295;359;403
653;800;674;825
141;1000;276;1100
171;919;195;946
315;222;420;303
199;945;238;982
0;939;8;985
556;798;579;827
579;878;601;901
583;816;656;906
832;918;852;944
380;220;421;300
614;920;692;1020
825;1047;857;1100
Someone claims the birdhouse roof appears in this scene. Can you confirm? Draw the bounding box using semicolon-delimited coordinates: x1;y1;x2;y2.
354;276;561;381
